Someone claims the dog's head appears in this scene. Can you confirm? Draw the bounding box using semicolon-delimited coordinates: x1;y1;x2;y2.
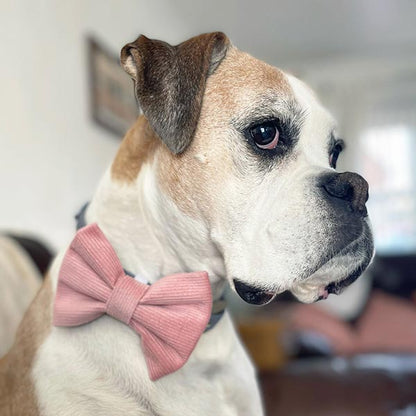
117;32;374;305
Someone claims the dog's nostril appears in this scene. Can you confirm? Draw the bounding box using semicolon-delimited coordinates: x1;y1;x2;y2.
322;172;369;216
324;179;353;201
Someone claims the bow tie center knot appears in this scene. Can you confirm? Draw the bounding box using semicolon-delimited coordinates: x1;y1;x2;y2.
106;274;148;325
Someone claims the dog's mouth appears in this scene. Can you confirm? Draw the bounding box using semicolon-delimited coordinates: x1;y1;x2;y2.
290;230;374;303
233;233;374;305
290;267;360;303
233;269;352;306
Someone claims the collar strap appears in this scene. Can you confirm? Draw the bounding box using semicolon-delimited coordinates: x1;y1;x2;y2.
75;203;226;332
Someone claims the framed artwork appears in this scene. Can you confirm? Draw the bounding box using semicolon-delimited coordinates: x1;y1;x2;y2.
88;37;139;137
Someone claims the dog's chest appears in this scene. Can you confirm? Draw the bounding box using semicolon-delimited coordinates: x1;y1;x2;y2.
32;312;260;416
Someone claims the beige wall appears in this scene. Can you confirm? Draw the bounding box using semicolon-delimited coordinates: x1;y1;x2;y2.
1;0;415;256
0;0;191;249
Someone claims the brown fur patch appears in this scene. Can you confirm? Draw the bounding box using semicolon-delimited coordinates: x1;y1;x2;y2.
121;32;230;154
156;47;294;219
0;276;53;416
205;47;292;110
111;115;160;183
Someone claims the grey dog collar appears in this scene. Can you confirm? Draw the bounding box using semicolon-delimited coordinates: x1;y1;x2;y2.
75;203;226;332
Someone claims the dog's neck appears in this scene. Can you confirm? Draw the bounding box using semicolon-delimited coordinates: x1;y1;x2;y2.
84;163;227;301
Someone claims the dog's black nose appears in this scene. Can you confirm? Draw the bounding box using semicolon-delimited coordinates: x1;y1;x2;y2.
322;172;369;216
233;279;275;305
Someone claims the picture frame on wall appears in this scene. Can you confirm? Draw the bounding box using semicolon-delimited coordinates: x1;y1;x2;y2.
88;36;138;137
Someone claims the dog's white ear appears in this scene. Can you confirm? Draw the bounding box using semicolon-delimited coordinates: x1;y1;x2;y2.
120;32;230;154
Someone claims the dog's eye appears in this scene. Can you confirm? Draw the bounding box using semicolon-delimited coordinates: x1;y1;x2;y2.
329;142;343;169
249;121;279;149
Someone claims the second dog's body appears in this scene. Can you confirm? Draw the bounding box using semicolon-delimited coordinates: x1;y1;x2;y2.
0;32;373;415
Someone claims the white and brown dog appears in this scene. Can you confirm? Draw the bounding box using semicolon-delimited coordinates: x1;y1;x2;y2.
0;32;374;415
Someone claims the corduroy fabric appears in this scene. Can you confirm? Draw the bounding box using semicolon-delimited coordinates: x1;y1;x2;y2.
53;223;212;380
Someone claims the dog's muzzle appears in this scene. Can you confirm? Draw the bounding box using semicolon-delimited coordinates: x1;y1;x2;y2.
232;171;373;306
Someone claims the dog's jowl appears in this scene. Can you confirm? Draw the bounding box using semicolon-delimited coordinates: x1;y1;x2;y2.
0;32;373;416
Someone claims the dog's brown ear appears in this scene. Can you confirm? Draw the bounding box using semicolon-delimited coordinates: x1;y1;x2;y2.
120;32;230;154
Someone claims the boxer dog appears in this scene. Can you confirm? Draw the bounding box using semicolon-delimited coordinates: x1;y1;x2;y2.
0;32;374;415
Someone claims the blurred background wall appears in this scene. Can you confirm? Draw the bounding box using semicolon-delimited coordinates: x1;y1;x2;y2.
0;0;188;247
1;0;415;253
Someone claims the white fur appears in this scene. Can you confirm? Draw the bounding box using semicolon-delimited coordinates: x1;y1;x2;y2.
202;72;373;302
34;311;260;415
33;160;262;415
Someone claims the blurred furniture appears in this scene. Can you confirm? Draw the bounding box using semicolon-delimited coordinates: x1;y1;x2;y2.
238;318;286;371
261;355;416;416
6;234;53;277
290;290;416;356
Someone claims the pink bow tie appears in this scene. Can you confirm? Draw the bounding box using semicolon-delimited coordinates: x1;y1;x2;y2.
53;223;212;380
